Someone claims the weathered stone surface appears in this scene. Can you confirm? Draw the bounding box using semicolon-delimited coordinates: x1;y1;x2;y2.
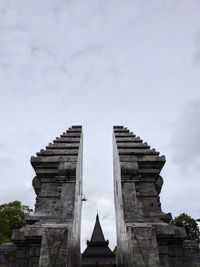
39;226;69;267
1;125;200;267
113;126;200;267
0;125;83;267
128;224;160;267
183;240;200;267
0;243;16;267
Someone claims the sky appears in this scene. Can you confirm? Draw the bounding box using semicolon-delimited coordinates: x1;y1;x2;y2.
0;0;200;251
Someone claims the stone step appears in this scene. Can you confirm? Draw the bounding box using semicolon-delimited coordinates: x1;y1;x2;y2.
37;150;79;156
114;128;129;133
46;143;79;149
60;132;81;138
54;137;80;143
118;148;159;156
31;156;78;164
116;137;142;143
67;128;82;133
71;125;82;129
119;155;165;162
114;132;135;137
113;125;124;129
117;143;150;149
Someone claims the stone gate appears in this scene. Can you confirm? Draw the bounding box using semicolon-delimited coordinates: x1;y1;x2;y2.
0;125;83;267
113;125;200;267
0;125;200;267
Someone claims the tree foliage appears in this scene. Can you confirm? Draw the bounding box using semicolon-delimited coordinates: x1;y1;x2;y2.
0;201;32;244
170;213;200;242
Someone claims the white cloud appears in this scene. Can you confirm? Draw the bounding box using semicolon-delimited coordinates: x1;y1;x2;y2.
0;0;200;251
171;99;200;173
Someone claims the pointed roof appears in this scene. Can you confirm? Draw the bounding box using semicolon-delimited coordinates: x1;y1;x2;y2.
90;214;105;243
82;214;115;258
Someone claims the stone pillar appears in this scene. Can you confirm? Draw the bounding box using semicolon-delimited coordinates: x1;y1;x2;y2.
11;125;83;267
113;126;200;267
113;126;166;266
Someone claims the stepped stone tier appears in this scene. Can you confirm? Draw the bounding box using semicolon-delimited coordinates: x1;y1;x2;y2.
0;125;200;267
0;125;83;267
113;126;200;267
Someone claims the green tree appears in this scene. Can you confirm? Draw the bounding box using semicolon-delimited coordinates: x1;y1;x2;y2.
0;201;32;244
170;213;200;242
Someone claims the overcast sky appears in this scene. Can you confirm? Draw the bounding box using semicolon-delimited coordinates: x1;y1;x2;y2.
0;0;200;251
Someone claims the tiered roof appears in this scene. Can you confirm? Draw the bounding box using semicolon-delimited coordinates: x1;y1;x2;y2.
82;214;115;257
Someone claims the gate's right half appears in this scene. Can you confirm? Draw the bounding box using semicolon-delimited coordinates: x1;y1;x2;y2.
113;126;200;267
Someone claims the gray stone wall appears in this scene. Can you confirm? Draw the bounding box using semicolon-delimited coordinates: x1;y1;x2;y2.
113;126;200;267
0;125;83;267
0;243;16;267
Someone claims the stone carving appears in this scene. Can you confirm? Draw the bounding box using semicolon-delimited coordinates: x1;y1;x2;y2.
113;126;200;267
0;125;200;267
0;125;83;267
